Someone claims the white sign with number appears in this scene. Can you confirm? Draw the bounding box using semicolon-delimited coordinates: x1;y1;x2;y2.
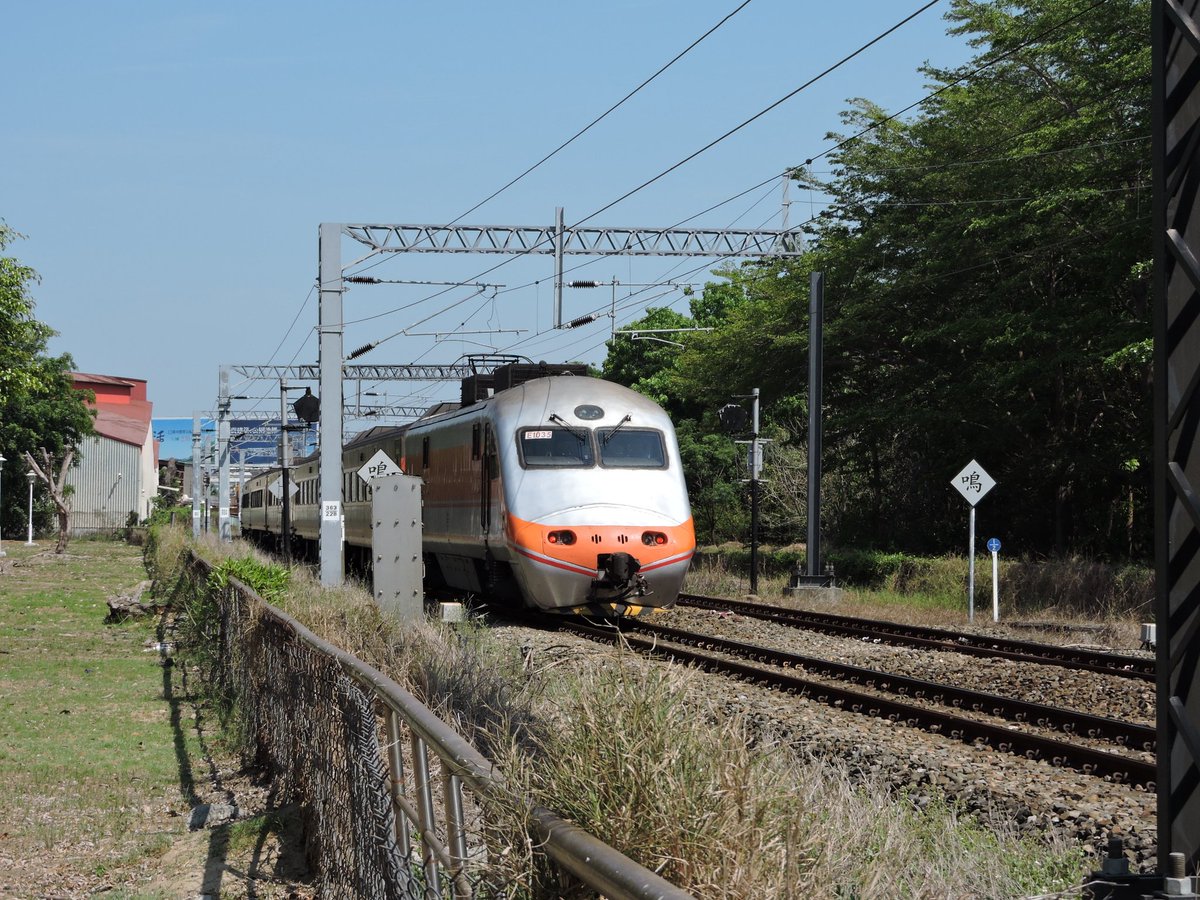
322;501;341;522
951;459;995;506
357;449;400;483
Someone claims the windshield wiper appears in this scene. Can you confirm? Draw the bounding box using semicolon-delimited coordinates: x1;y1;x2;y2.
548;413;588;443
603;414;632;446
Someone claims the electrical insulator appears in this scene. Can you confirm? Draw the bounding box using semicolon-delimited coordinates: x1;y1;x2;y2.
567;314;596;329
345;276;380;284
567;280;601;288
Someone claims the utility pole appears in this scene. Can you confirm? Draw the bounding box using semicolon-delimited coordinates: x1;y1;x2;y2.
807;272;824;578
191;413;202;539
217;367;232;542
749;388;762;595
317;223;345;585
279;378;292;561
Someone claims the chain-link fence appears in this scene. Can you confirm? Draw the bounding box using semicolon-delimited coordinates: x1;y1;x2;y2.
186;553;693;899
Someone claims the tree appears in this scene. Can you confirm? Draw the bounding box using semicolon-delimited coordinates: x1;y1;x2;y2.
675;421;746;545
663;0;1151;557
0;224;94;546
23;449;75;553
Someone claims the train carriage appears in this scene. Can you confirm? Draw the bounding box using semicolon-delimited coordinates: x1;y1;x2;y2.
242;367;695;615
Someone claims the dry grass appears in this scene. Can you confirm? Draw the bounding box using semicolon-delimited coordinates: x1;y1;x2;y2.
499;653;1084;898
157;528;1088;898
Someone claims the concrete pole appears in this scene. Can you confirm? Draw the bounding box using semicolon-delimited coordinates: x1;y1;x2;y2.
0;453;6;558
26;472;35;545
318;223;345;585
279;377;292;561
749;388;761;595
807;272;824;577
217;366;231;542
191;414;202;539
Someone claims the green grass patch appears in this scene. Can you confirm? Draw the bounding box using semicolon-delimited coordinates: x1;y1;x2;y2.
0;540;205;887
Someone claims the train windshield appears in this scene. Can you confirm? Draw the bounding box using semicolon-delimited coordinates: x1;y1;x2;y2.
596;428;667;468
518;427;595;468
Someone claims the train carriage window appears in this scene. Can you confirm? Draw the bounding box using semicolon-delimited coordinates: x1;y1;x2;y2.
471;422;481;460
422;435;430;469
517;427;594;468
596;428;667;469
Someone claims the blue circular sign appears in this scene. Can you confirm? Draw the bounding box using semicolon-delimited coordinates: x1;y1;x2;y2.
987;538;1001;553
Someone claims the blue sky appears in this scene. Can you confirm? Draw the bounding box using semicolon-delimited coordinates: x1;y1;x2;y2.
6;1;973;422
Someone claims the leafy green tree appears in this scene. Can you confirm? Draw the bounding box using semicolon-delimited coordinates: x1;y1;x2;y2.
601;307;704;418
665;0;1151;557
675;421;745;544
0;224;94;541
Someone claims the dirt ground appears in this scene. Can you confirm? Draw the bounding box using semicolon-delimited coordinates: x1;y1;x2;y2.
120;739;315;899
1;655;314;900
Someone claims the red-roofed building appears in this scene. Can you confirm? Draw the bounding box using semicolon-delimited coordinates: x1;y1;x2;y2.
68;373;157;532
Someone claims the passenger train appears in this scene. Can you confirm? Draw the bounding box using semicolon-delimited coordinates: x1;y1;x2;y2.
240;364;696;615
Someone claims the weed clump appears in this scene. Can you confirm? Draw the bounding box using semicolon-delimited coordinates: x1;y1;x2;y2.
503;656;1083;898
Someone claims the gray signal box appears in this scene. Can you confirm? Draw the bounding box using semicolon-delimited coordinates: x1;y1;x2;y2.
371;474;423;622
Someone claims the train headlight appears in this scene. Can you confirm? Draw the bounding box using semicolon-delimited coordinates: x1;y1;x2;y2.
547;530;577;546
641;531;668;546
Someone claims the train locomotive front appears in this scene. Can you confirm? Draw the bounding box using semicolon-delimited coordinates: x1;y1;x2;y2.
411;375;695;615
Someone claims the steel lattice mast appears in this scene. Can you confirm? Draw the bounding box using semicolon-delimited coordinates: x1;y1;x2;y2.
1155;0;1200;876
315;215;800;585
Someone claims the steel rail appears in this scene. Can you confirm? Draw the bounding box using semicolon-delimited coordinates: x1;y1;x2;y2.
200;557;695;900
678;593;1155;681
554;618;1157;788
622;618;1155;752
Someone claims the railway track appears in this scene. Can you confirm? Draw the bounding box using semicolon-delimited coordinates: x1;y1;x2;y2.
551;616;1156;788
677;593;1155;682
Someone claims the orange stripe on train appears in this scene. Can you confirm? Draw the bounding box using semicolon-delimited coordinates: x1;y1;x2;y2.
507;514;695;573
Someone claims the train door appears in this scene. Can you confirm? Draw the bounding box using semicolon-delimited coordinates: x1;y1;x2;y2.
480;422;497;535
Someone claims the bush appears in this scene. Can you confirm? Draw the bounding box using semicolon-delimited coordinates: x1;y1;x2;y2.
691;544;1154;618
1001;556;1153;619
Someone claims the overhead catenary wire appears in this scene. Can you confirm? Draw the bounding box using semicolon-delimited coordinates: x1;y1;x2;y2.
334;1;942;339
800;0;1116;170
338;0;756;286
805;134;1149;176
497;207;785;361
584;0;1135;341
276;0;1123;415
255;0;1119;406
444;0;756;227
653;1;1132;239
570;0;942;230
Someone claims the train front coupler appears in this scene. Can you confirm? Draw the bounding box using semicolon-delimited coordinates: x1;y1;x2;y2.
590;551;649;601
